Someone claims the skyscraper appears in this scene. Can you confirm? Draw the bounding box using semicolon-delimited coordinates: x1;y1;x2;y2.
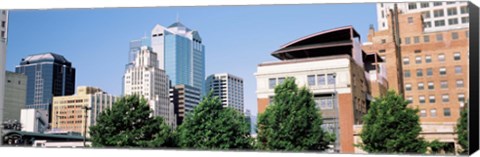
123;46;175;126
151;22;205;95
15;52;76;121
205;73;244;113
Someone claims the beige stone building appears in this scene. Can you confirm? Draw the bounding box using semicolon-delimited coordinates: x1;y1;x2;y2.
51;86;118;137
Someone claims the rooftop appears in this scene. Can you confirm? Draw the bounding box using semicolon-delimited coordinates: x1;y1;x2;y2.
20;52;72;66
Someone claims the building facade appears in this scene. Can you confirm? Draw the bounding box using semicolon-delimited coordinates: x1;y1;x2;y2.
169;84;201;126
123;46;175;127
3;71;27;121
51;86;117;137
205;73;245;113
15;53;76;121
20;108;49;133
362;1;470;152
255;26;385;153
151;22;206;94
0;10;9;143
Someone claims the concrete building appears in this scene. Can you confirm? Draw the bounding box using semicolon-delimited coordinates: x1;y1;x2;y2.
0;10;9;145
205;73;244;112
51;86;118;137
151;22;206;94
15;53;76;122
123;46;175;127
362;2;470;152
255;26;385;153
20;108;49;133
169;84;201;126
377;1;469;32
2;71;27;122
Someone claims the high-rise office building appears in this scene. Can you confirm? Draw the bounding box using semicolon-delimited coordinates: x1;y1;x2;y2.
3;71;27;122
169;84;201;126
151;22;205;94
362;2;470;152
15;52;76;122
51;86;118;137
205;73;244;113
123;46;175;126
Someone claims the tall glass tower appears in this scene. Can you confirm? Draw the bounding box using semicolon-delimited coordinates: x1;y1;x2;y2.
15;52;76;121
151;22;205;95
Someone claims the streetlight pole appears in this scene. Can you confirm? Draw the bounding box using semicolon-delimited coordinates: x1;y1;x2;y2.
332;73;340;153
82;106;91;148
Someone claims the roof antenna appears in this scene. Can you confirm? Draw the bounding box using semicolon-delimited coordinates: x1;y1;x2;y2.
176;12;180;23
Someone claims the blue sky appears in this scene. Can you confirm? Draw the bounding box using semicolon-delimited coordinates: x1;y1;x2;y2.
6;3;377;116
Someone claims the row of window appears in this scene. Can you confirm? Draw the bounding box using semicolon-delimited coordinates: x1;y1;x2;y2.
404;67;464;78
420;108;451;118
424;17;469;28
408;2;464;10
268;74;337;89
405;80;465;91
404;31;466;45
407;93;465;104
403;52;461;65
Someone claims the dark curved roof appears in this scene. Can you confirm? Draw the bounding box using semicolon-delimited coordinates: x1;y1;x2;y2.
272;26;361;60
2;130;84;141
20;52;72;66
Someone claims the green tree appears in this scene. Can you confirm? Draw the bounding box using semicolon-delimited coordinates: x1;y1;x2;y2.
176;91;252;150
89;95;173;148
256;77;332;151
456;103;468;154
357;90;428;154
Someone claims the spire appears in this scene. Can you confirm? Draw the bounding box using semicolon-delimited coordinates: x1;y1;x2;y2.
176;12;180;23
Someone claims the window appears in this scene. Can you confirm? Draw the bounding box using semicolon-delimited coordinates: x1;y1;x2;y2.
439;67;447;75
433;9;444;17
403;57;410;65
382;22;385;27
308;75;315;86
415;56;422;64
379;49;386;53
0;31;4;38
442;94;449;102
414;36;420;43
405;37;411;44
408;17;414;24
381;39;386;44
427;68;433;76
408;3;417;10
414;49;421;53
421;2;429;8
424;21;432;28
278;77;285;84
448;18;459;25
441;81;448;89
458;94;465;103
436;34;443;41
407;97;413;104
454;52;461;60
438;54;445;62
455;66;462;74
428;82;434;90
444;108;451;117
405;84;412;91
327;73;336;85
433;2;442;6
422;11;431;19
269;78;276;89
460;6;469;14
419;96;426;103
447;7;457;16
418;82;424;90
430;109;437;117
425;55;432;63
434;20;446;27
423;35;430;42
447;2;455;5
417;69;423;77
1;21;5;28
404;70;411;78
456;80;464;88
317;74;326;85
452;32;459;40
420;109;427;117
461;17;469;23
381;11;385;18
429;95;436;103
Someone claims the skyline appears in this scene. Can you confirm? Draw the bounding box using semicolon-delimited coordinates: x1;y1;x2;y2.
5;3;378;115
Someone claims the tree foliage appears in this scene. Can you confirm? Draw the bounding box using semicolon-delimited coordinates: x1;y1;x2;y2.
456;103;468;154
176;91;252;150
358;90;428;154
256;77;332;151
89;95;173;148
